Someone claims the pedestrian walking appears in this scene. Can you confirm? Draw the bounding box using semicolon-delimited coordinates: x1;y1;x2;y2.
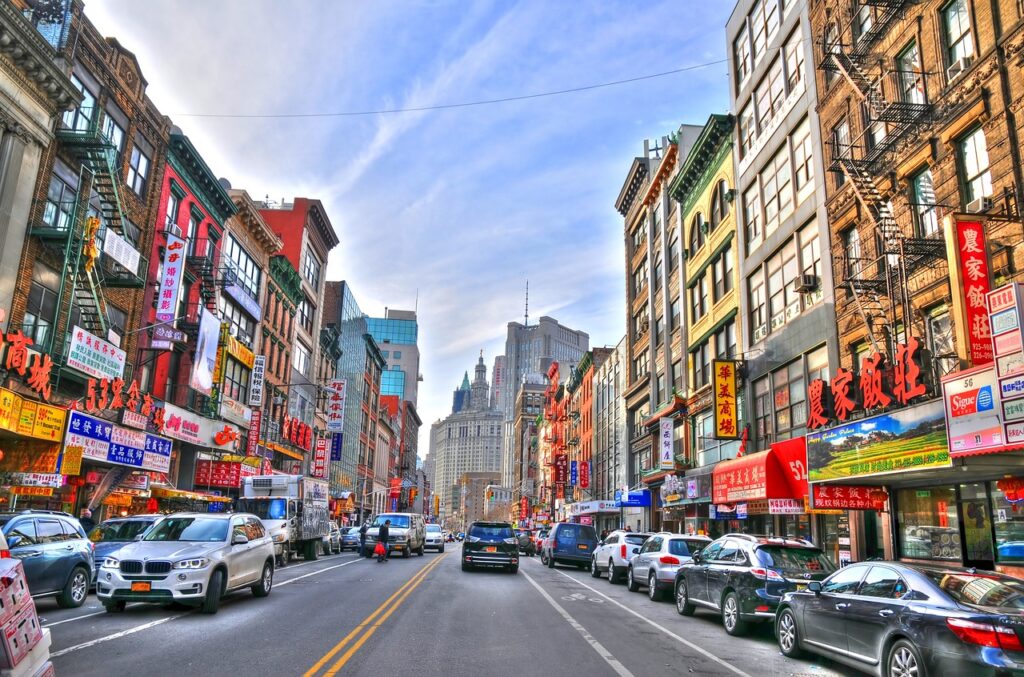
624;525;632;532
359;521;369;557
79;509;95;534
378;519;391;562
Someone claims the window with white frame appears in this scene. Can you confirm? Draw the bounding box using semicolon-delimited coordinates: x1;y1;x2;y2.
761;146;792;236
744;183;762;252
792;117;815;196
224;234;262;301
911;168;939;237
783;26;804;90
958;127;992;203
942;0;974;66
293;342;312;377
712;248;734;301
734;26;751;86
750;0;779;67
127;146;150;196
897;41;925;104
302;249;321;289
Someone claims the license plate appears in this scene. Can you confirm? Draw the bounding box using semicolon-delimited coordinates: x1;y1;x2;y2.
795;584;807;592
485;546;496;553
130;581;151;592
577;544;589;550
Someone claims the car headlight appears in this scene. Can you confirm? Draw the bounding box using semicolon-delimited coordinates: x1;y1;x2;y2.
173;558;209;570
395;535;407;542
273;533;287;543
101;557;119;569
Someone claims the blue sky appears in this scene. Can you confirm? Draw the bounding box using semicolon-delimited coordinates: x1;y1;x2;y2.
87;1;733;455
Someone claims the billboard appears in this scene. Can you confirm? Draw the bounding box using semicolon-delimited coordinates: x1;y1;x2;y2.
190;308;220;396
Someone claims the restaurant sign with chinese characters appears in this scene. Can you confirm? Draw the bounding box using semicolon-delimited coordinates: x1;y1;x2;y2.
65;411;172;473
66;326;126;381
326;379;347;433
712;360;739;439
811;484;887;510
806;337;932;430
988;284;1024;378
951;219;994;366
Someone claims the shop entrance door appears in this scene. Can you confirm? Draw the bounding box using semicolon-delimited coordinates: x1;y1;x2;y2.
958;483;995;570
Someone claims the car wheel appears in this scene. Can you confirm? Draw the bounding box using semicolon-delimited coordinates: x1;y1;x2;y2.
722;592;748;636
590;557;601;578
57;566;89;609
675;579;695;616
648;572;662;601
776;608;802;658
103;600;126;613
201;570;224;615
607;560;618;584
626;567;641;592
251;561;273;598
403;547;410;559
440;545;445;553
321;542;330;556
887;639;926;677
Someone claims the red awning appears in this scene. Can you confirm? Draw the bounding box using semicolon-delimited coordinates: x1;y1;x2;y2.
713;438;809;505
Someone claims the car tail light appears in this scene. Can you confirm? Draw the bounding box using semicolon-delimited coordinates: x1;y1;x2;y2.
0;550;9;559
659;556;680;565
620;544;627;560
755;605;770;612
749;567;785;582
947;618;1024;651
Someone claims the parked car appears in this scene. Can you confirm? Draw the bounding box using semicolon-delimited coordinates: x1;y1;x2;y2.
340;526;361;551
0;510;94;608
674;534;834;636
425;524;445;552
514;529;535;556
96;512;275;614
364;513;427;558
88;514;163;583
777;561;1024;676
533;528;549;555
628;534;711;601
321;522;342;556
591;530;651;583
462;521;519;573
543;522;599;569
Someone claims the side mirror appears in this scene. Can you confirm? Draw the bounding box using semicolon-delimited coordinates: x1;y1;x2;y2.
6;536;21;549
134;533;145;541
808;581;822;594
691;552;701;564
232;533;249;546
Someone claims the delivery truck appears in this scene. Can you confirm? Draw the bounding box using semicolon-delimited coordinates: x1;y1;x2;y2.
239;475;330;564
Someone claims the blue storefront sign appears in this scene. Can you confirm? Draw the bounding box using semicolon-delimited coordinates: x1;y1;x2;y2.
617;489;651;508
330;432;343;461
570;461;577;487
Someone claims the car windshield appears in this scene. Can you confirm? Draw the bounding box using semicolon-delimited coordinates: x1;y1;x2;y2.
235;499;287;520
755;546;835;574
469;524;513;539
372;515;410;529
90;519;155;543
143;517;229;542
924;570;1024;609
426;525;442;533
624;534;648;545
668;539;706;557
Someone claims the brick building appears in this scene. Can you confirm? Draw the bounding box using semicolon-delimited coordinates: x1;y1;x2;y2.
261;254;303;471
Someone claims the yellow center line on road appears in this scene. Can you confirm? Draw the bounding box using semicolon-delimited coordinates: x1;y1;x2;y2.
304;554;447;677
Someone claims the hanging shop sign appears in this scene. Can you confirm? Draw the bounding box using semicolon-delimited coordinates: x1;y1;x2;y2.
988;284;1024;377
768;498;803;514
311;437;328;479
224;333;255;369
248;356;266;407
66;326;127;381
8;473;62;488
65;411;172;473
156;233;186;323
659;418;674;469
807;337;932;430
159;401;239;451
811;485;888;511
0;389;66;441
326;379;347;433
120;472;150;491
950;218;993;366
194;460;246;488
330;432;343;461
554;454;568;484
389;477;402;499
806;399;949;482
569;460;578;486
246;410;261;457
219;395;252;429
712;360;740;439
224;283;262;321
281;415;312;451
942;365;1004;456
189;308;220;396
152;324;187;344
579;461;590;489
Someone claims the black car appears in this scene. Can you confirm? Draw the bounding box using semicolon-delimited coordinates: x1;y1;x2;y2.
674;533;835;636
777;561;1024;677
462;522;519;573
514;529;535;556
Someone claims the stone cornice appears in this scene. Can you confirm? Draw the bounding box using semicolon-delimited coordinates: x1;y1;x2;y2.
228;188;283;255
0;1;79;114
269;254;303;306
304;199;339;252
168;133;236;224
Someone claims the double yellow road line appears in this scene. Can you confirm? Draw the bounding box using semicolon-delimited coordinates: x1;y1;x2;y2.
304;553;448;676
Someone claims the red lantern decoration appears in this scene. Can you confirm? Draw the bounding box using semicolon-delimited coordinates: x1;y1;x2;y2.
869;489;888;511
146;498;159;513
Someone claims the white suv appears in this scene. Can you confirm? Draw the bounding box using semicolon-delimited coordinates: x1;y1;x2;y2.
627;533;711;600
590;530;651;583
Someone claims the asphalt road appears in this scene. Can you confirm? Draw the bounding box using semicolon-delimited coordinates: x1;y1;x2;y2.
40;548;861;676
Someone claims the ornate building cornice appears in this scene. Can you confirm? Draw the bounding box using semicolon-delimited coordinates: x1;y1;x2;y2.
0;1;79;114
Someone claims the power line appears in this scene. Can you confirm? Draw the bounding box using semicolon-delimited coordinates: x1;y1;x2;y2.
172;59;730;119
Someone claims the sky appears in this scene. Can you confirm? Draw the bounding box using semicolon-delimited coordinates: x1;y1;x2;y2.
85;0;733;458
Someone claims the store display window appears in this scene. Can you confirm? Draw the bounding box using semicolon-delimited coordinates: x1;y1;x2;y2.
897;487;961;561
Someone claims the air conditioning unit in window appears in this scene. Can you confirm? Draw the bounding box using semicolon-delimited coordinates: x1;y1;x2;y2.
164;223;182;238
794;274;819;293
966;196;992;214
946;55;973;83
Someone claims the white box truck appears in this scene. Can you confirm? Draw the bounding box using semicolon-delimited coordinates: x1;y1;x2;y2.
239;475;330;564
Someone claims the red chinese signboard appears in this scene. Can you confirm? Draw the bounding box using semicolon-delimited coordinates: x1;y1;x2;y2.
246;410;261;457
812;484;887;510
194;460;242;488
281;415;312;451
579;461;590;489
520;496;528;516
712;360;739;439
955;219;993;366
389;477;402;499
311;436;328;479
554;454;568;484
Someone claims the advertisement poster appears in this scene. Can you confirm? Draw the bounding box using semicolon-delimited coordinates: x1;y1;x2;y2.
66;326;127;380
942;365;1004;456
806;400;950;482
248;355;266;407
190;308;220;396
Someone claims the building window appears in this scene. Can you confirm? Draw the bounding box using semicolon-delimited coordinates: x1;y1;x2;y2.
671;360;682;390
739;102;756;157
823;24;839;87
911;168;939;237
792;117;814;195
632;259;648;297
843;227;862;278
783;26;804;90
689;213;706;255
767;240;799;332
734;26;751;85
927;308;957;377
298;297;314;334
632;352;649;381
101;113;126;160
853;2;873;42
773;358;806;441
127;146;150;196
652;253;662;292
222;357;251;403
669;297;681;330
712;248;735;301
224;234;262;301
293;342;312;377
754;376;771;449
42;175;75;232
897;41;925;104
798;222;823;306
743;184;762;252
958;127;992;204
393;351;402;359
831;119;850;188
714;320;738;359
62;75;95;132
24;262;59;347
218;295;256;347
761;146;792;237
302;249;321;289
750;0;779;67
749;268;767;343
692;341;711;389
668;230;680;272
107;304;128;338
164;193;179;231
690;275;708;323
942;0;974;66
710;180;730;229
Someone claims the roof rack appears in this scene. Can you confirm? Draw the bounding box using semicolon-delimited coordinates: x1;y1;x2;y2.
17;509;73;518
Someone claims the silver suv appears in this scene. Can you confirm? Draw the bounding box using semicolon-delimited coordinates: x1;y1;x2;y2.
96;512;275;614
627;533;711;600
590;530;651;583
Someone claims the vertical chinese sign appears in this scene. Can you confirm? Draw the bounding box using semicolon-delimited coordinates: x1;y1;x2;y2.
988;284;1024;377
248;355;266;407
579;461;590;488
949;219;993;366
659;417;674;469
156;233;186;324
311;437;328;478
712;360;740;439
326;379;347;433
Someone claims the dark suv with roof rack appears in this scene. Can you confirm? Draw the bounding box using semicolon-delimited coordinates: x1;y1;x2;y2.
673;533;835;636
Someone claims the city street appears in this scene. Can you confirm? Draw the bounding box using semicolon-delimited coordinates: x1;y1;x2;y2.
41;550;858;676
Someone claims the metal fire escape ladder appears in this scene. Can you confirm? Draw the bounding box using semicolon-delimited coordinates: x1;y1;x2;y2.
850;1;909;57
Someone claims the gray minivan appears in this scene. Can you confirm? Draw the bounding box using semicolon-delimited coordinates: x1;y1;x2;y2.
543;522;598;569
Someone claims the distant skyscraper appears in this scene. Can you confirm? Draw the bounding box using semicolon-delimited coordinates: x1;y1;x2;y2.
452;372;471;414
491;355;505;411
366;309;420;407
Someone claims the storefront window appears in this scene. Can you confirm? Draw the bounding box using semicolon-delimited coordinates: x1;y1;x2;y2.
897;487;961;561
777;514;811;541
991;482;1024;563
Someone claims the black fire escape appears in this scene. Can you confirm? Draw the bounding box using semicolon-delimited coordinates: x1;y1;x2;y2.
821;0;945;346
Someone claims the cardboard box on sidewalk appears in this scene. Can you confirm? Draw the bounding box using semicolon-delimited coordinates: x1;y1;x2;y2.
0;628;50;677
0;602;41;669
0;562;30;626
29;661;52;677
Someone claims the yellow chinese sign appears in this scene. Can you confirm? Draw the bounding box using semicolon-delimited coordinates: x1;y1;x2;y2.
12;486;53;497
712;360;739;439
59;445;85;476
225;335;255;369
0;388;66;441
